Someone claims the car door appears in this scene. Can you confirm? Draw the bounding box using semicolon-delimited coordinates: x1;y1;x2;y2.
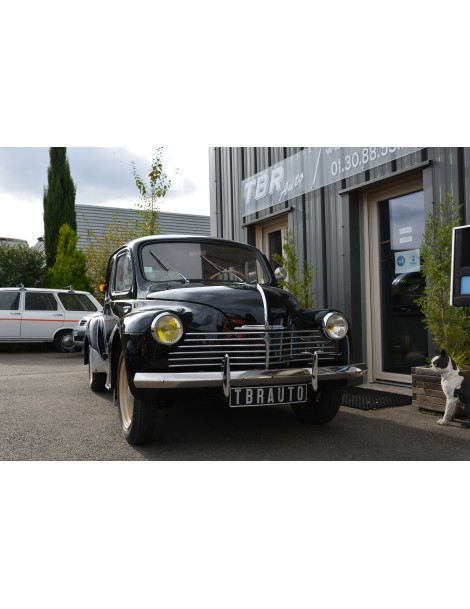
0;291;22;338
108;249;134;326
55;292;100;326
21;291;64;339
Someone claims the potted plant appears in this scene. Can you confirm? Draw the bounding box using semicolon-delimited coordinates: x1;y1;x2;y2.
272;229;315;308
412;194;470;414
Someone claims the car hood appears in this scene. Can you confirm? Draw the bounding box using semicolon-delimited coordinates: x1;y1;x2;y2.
145;283;300;328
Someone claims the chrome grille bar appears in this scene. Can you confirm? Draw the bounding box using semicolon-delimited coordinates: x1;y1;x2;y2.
169;329;341;369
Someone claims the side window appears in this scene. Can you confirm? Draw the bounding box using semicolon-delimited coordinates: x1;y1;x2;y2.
25;292;58;311
114;253;134;294
106;257;116;294
57;293;98;312
0;292;20;310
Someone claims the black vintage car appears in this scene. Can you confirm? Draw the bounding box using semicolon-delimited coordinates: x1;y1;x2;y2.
84;235;366;445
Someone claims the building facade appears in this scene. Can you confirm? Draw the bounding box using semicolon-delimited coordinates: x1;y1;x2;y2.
209;147;470;385
75;204;210;251
0;237;29;247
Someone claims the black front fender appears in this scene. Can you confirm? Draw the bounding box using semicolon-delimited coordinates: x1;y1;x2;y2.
88;316;106;353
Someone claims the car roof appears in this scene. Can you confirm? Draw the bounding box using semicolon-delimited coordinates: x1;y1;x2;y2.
111;234;259;257
0;287;93;295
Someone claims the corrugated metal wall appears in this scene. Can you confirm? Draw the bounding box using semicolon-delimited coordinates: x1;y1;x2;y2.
75;204;210;251
210;147;470;306
210;147;470;363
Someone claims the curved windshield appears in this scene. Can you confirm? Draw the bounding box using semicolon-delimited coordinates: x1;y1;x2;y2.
140;241;270;285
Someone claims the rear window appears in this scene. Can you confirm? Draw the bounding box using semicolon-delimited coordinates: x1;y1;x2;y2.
25;292;58;311
0;291;20;310
57;293;98;312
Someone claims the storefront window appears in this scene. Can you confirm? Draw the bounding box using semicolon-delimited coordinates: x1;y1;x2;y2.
378;191;428;374
268;230;283;269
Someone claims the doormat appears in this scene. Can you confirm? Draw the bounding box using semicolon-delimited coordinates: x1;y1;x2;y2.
341;387;412;411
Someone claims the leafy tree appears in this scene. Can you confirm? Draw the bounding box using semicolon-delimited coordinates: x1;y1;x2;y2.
43;147;77;268
46;224;91;291
131;147;174;236
417;194;470;368
84;215;137;297
273;229;315;308
0;244;46;287
84;149;175;295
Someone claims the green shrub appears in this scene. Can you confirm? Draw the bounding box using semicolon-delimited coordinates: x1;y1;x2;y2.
0;244;46;287
273;229;315;309
46;224;91;292
417;194;470;368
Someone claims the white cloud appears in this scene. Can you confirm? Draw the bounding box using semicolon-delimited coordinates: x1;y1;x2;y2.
0;146;210;247
1;192;44;246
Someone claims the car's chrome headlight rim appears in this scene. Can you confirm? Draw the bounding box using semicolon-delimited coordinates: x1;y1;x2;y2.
322;312;348;340
151;313;184;346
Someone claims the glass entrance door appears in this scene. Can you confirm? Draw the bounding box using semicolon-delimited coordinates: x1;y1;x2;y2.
368;181;428;382
256;217;288;270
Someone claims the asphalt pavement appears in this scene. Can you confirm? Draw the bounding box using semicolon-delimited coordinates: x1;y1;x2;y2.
1;344;470;460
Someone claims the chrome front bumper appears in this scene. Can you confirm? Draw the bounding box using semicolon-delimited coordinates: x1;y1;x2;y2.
132;352;367;396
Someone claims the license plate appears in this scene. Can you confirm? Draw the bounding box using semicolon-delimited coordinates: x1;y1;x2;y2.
230;384;308;408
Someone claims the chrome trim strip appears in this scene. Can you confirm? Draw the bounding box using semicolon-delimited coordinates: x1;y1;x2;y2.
255;283;269;328
255;283;270;368
222;353;230;398
312;351;318;392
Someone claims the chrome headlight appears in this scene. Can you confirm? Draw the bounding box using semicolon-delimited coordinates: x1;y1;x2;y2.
151;313;183;345
322;312;348;340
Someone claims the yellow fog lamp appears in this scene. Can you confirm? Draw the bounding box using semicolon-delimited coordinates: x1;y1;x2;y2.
151;313;183;346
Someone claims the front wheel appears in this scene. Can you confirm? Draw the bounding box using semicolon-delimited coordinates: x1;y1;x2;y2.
291;385;345;425
53;330;77;353
116;352;157;445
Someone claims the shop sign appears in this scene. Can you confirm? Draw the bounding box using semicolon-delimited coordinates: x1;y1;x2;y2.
395;249;420;274
242;147;424;216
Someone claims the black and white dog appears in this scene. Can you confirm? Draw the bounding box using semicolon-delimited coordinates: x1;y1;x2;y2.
431;349;470;427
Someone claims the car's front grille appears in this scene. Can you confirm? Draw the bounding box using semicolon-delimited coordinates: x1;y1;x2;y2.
168;329;342;370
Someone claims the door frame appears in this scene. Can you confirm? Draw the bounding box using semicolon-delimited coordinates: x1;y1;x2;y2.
255;216;289;268
364;175;424;384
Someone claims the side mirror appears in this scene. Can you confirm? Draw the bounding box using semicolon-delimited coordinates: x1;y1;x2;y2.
274;267;286;280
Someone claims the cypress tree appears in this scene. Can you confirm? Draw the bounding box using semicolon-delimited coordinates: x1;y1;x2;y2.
43;147;77;268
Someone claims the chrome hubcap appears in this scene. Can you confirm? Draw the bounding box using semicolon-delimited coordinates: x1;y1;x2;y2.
61;333;74;348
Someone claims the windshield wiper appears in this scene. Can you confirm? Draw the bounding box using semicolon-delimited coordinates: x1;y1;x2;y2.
149;250;189;283
201;254;225;273
201;255;244;282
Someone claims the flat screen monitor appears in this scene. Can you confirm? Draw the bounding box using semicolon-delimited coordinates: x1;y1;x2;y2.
451;225;470;306
461;276;470;295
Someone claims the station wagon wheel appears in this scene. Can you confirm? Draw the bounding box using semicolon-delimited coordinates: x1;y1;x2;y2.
53;330;77;353
291;383;347;425
88;347;106;392
117;352;157;445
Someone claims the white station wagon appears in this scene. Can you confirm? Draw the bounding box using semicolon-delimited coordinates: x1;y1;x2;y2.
0;287;102;352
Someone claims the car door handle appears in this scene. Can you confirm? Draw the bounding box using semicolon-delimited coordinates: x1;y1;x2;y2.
53;313;64;317
10;312;21;316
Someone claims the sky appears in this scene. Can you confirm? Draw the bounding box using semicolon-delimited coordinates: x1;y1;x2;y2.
0;146;211;246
